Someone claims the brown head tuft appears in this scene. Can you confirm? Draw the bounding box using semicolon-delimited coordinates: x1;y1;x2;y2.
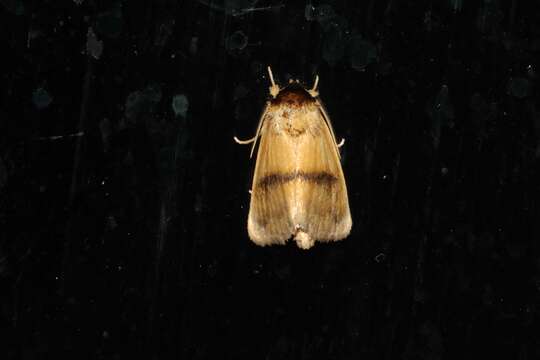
271;86;316;107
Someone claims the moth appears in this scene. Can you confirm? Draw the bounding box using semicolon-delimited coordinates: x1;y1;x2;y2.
234;67;351;250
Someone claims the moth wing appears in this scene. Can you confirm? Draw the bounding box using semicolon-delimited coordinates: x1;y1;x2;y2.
293;103;352;242
247;114;296;246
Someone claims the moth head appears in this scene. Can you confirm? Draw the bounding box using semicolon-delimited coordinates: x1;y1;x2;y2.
266;66;320;99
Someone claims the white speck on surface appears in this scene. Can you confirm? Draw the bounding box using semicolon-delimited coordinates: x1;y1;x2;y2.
375;253;386;263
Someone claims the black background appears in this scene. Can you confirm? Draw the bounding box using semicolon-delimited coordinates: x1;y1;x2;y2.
1;0;539;358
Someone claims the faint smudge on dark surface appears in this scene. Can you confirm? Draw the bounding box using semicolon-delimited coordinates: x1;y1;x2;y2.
226;30;248;53
309;3;337;28
32;87;53;109
322;22;346;66
94;2;123;39
86;27;103;60
507;77;531;99
124;85;162;123
0;156;6;190
197;0;260;16
348;35;378;71
426;85;454;149
171;94;189;118
0;0;24;15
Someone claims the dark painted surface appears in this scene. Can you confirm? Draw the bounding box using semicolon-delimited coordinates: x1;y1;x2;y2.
1;1;539;358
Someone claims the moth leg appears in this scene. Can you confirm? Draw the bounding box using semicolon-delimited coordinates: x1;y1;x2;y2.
234;134;261;158
233;136;257;144
337;138;345;148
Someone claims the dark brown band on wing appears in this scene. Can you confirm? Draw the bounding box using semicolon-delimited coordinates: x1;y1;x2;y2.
257;171;338;190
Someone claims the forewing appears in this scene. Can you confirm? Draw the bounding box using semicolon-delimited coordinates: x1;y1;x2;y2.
293;104;352;241
247;116;295;246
